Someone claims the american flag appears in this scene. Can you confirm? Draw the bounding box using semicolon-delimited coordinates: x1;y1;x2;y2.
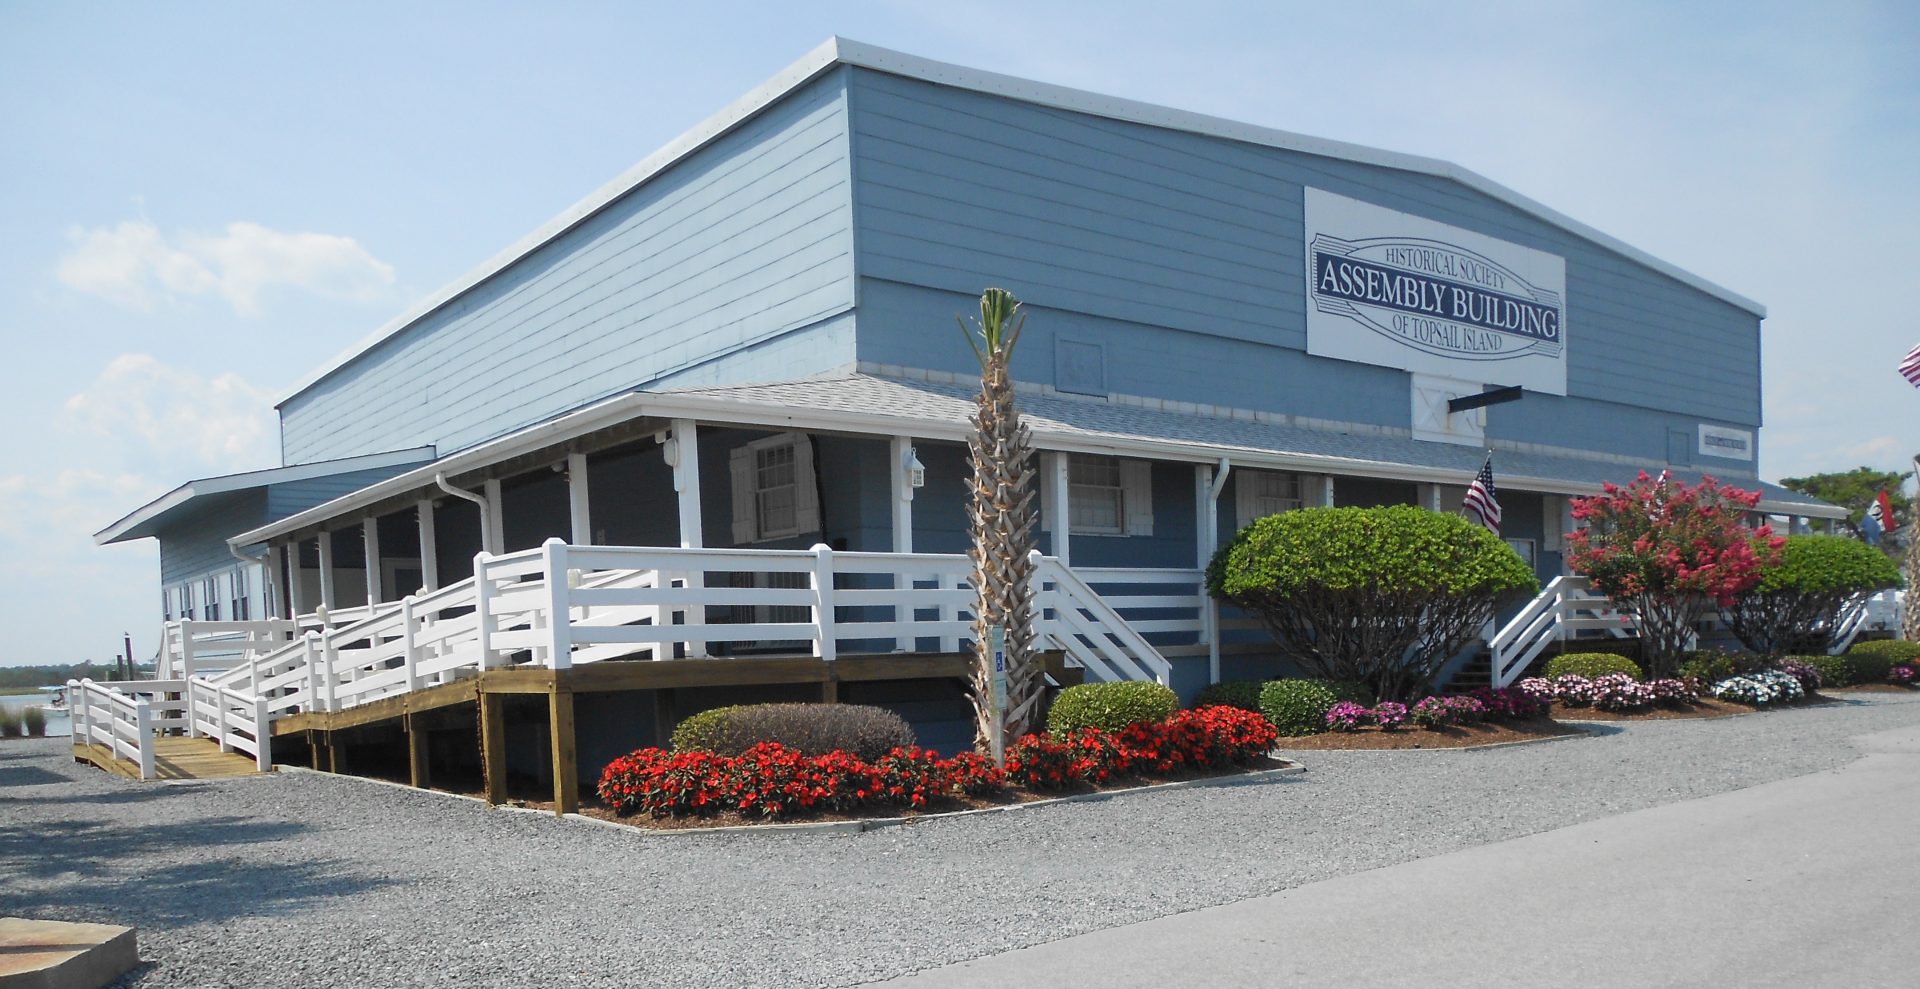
1901;343;1920;387
1463;454;1502;535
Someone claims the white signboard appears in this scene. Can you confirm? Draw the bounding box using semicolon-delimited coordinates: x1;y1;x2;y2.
1698;424;1754;461
1304;188;1569;395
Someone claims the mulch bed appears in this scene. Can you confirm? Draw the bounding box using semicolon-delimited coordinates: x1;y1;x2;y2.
1823;683;1919;694
1552;698;1751;721
1273;718;1583;751
515;755;1298;831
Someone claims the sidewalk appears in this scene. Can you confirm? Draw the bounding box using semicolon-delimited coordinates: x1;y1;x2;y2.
864;724;1920;988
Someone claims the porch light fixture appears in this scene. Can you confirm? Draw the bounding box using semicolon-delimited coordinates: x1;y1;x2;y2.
903;447;926;489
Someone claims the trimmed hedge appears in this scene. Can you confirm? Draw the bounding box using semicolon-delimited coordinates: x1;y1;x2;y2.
1193;680;1265;713
1788;655;1846;689
1046;682;1180;734
670;703;915;762
1543;653;1644;681
1850;639;1920;665
1259;679;1340;737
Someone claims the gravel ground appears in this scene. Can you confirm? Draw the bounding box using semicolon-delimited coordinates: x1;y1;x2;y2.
5;693;1920;988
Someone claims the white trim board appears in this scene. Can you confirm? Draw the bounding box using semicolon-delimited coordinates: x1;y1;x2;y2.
274;37;1765;409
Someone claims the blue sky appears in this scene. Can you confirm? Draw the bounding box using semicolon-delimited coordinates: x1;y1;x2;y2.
1;1;1915;666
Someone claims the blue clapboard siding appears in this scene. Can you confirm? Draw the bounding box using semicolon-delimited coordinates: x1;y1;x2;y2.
263;464;431;521
159;492;267;585
845;68;1762;452
279;69;860;465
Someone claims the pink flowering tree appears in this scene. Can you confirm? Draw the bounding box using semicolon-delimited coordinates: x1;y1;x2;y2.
1567;472;1783;677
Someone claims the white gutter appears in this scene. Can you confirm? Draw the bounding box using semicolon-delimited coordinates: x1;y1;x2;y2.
434;473;496;554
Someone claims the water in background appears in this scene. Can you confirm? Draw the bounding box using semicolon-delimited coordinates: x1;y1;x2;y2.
0;692;73;738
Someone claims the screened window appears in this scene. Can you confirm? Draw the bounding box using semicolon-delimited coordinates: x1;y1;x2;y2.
1069;456;1125;534
1236;470;1304;526
755;442;798;538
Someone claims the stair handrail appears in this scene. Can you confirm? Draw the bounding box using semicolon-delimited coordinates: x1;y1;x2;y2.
1490;575;1579;688
1829;593;1871;656
1033;555;1173;685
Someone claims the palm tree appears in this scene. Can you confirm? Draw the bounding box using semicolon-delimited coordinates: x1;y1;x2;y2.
960;288;1041;755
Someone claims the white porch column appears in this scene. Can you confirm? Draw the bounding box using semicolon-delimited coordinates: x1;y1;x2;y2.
1045;451;1071;566
363;517;383;604
890;436;915;554
1320;474;1337;507
669;419;706;657
567;452;592;545
316;531;337;610
1421;482;1442;511
286;540;308;617
482;478;505;555
416;499;439;592
1197;460;1229;686
266;543;288;619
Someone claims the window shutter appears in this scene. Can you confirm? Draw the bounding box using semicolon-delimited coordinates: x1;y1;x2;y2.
792;434;821;536
1235;471;1259;528
729;446;756;544
1120;460;1154;536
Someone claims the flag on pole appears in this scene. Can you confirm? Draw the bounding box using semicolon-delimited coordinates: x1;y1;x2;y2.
1463;454;1502;535
1864;488;1895;545
1900;343;1920;387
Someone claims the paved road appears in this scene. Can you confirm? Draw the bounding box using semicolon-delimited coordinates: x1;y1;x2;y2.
867;722;1920;989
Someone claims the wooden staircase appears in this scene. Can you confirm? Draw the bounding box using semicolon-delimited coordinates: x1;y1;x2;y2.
73;736;262;781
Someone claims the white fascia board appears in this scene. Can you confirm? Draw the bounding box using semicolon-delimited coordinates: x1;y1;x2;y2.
276;39;1763;413
94;445;438;545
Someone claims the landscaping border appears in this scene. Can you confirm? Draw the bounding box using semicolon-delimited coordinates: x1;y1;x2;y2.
1274;725;1594;753
279;758;1306;837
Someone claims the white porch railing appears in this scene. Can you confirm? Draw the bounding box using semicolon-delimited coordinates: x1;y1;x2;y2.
1829;595;1870;656
92;541;1177;777
1488;575;1640;687
68;678;183;780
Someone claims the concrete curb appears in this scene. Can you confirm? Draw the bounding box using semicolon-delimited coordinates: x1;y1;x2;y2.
572;760;1309;838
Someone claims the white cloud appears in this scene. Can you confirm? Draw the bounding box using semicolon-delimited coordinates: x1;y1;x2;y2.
56;219;395;315
63;353;277;469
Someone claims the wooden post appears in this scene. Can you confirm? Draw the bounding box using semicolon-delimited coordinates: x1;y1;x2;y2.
406;713;430;789
1320;474;1337;508
480;691;507;806
483;479;506;556
135;699;155;781
473;552;496;670
253;694;273;773
402;596;421;692
669;419;706;657
325;731;340;774
652;689;675;748
811;543;836;664
821;673;839;705
890;436;915;554
543;538;573;670
287;539;309;618
317;530;337;610
307;730;322;769
548;688;577;816
1045;451;1071;565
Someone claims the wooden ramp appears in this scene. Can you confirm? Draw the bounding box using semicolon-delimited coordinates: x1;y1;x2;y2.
73;736;263;781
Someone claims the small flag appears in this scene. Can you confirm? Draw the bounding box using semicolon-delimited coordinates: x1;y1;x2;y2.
1463;454;1502;535
1864;489;1894;545
1900;343;1920;387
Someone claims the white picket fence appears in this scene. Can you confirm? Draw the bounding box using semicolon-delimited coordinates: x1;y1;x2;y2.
88;541;1184;778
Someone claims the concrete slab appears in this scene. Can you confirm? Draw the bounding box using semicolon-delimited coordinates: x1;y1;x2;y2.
0;918;138;989
865;724;1920;989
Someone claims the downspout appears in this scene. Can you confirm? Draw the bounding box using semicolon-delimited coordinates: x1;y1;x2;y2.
436;472;498;555
1204;457;1230;685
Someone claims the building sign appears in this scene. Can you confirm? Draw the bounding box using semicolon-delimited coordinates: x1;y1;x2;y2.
1305;188;1569;395
1698;424;1754;461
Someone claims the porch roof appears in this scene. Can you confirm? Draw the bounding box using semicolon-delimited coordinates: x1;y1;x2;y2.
95;447;437;545
226;371;1839;550
657;373;1841;518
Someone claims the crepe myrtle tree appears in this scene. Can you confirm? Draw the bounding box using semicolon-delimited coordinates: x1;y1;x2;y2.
1721;534;1902;657
1568;472;1783;677
959;288;1042;752
1207;505;1538;701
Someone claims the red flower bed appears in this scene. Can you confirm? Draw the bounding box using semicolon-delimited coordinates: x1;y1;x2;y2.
598;704;1281;821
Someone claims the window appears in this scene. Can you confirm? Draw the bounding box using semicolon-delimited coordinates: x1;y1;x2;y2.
1505;537;1537;568
230;568;250;621
162;589;173;622
203;577;221;621
180;583;196;621
1235;470;1304;527
1057;455;1154;537
729;433;820;543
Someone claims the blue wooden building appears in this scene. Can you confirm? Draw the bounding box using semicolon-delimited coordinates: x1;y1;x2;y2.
82;40;1841;799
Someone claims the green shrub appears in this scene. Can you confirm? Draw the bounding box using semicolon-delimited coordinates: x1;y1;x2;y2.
1843;641;1917;685
1724;535;1903;655
0;709;21;738
1544;653;1644;681
1046;682;1179;733
1259;679;1340;737
670;705;744;753
704;703;916;761
1210;506;1537;699
1793;654;1850;689
1193;680;1266;712
21;706;46;737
